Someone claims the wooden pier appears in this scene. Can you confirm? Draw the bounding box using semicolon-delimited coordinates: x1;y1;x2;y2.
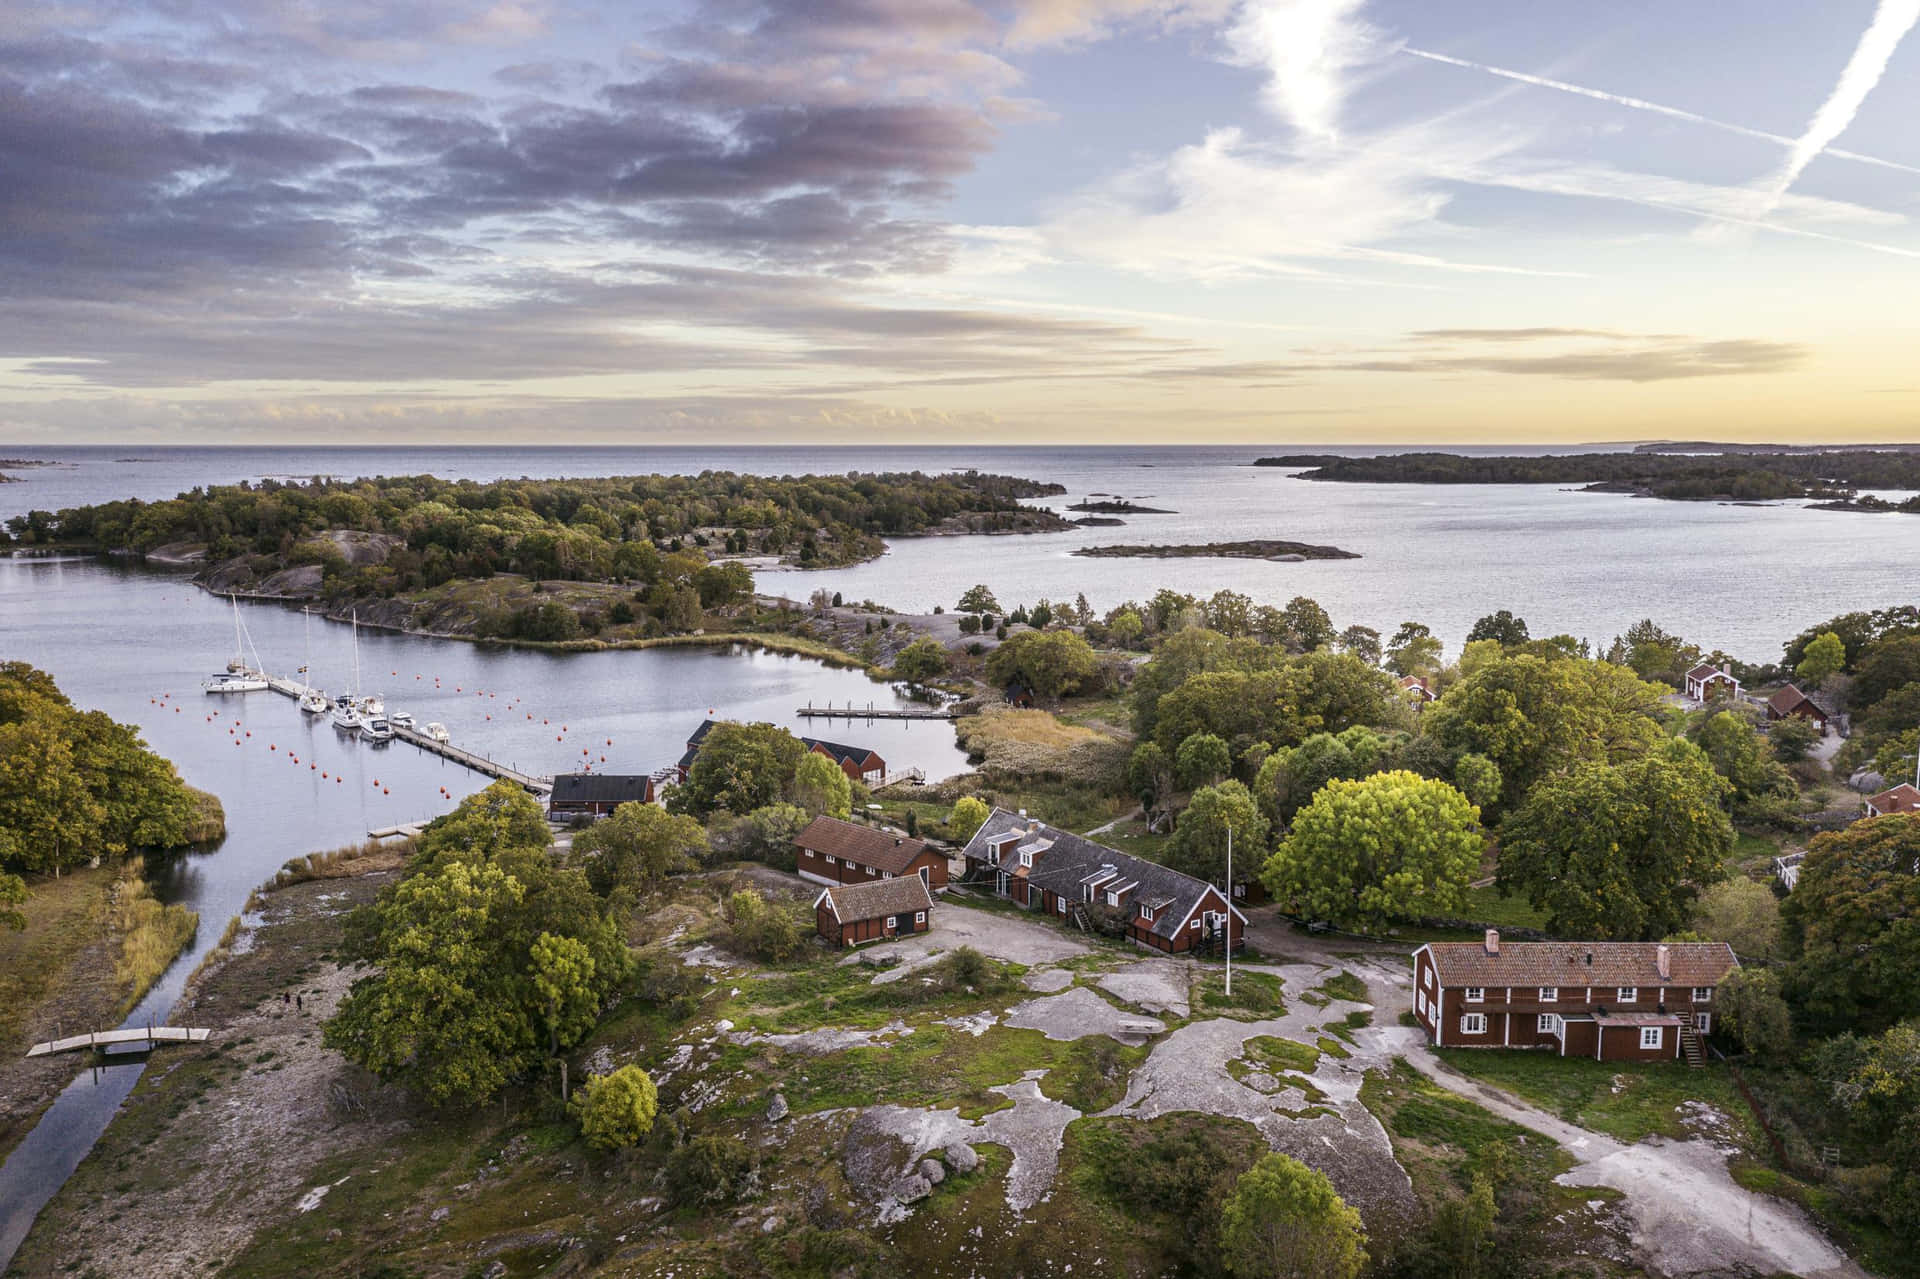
795;703;960;721
27;1026;211;1058
390;724;552;794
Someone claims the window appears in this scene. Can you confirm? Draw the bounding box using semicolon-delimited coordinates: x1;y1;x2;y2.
1691;987;1713;1002
1105;891;1121;907
1139;904;1154;921
1538;987;1558;1002
1640;1026;1664;1050
1020;851;1033;868
1057;899;1067;915
1424;967;1435;990
824;854;837;865
1460;1013;1488;1035
1463;987;1485;1003
915;911;926;924
1695;1012;1712;1035
881;870;893;878
1189;919;1200;931
1617;987;1637;1003
1538;1013;1561;1034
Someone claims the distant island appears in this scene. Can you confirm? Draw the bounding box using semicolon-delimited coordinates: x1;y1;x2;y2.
1071;539;1358;561
1066;499;1174;514
1255;449;1920;506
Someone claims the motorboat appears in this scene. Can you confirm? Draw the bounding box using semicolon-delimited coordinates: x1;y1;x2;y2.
360;715;394;743
357;693;385;719
388;711;415;729
330;691;363;733
425;722;451;743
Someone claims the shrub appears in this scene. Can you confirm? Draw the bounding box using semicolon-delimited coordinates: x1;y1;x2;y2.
669;1133;756;1206
571;1066;659;1150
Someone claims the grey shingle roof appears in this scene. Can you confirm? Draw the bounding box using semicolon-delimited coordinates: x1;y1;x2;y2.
958;807;1234;941
817;875;935;922
548;773;652;806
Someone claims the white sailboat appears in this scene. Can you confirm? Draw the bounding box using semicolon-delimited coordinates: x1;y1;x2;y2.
330;611;365;732
298;609;329;714
203;595;267;693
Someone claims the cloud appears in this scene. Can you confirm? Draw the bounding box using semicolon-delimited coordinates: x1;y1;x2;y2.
1400;46;1920;177
1745;0;1920;220
1003;0;1232;49
1304;332;1807;382
1223;0;1386;141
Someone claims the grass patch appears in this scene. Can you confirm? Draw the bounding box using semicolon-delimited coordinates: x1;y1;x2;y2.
182;786;227;844
0;862;115;1050
267;839;409;890
1193;969;1285;1019
1240;1035;1320;1074
1454;883;1550;930
1316;970;1368;1004
1433;1049;1760;1149
110;874;197;1011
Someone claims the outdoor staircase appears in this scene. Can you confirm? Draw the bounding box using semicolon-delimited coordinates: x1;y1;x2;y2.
1070;905;1092;933
1677;1011;1706;1068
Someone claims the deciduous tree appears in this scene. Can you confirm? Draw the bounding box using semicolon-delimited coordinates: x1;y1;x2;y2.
1176;732;1232;789
1797;631;1847;685
1262;771;1482;931
891;637;948;684
985;629;1099;699
573;802;707;897
1170;781;1267;886
957;584;1000;614
1784;815;1920;1035
1499;738;1732;940
949;796;991;842
572;1065;658;1150
674;722;807;819
1218;1152;1367;1279
790;751;853;819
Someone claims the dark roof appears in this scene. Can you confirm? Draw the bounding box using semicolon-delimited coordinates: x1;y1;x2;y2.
958;807;1238;942
1421;940;1737;989
1687;663;1736;683
817;875;935;923
804;736;882;767
794;815;932;874
1768;685;1824;717
678;719;880;771
548;774;652;806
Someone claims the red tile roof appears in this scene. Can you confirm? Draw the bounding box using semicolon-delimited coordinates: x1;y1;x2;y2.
1868;783;1920;815
794;815;932;875
1422;940;1736;989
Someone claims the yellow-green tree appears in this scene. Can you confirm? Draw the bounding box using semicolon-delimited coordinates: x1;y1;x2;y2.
1796;631;1847;685
1262;771;1482;931
948;796;990;842
791;752;853;819
572;802;706;896
572;1065;659;1150
1218;1152;1366;1279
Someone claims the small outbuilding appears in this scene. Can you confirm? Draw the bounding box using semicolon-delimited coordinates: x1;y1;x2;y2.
1866;783;1920;817
1684;663;1741;702
814;873;935;947
1766;684;1833;733
548;773;654;820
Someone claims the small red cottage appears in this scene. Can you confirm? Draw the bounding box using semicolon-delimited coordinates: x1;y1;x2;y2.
1684;663;1741;702
1766;685;1832;734
1866;783;1920;817
1397;675;1435;706
814;874;935;947
1412;931;1737;1064
793;815;948;891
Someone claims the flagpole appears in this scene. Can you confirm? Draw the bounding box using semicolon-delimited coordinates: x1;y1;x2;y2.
1225;824;1233;998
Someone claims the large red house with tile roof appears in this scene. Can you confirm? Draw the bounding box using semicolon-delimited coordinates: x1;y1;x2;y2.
792;815;948;891
1412;931;1737;1065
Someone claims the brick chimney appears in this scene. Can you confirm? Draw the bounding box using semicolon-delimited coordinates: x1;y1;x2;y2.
1483;929;1499;956
1656;944;1671;980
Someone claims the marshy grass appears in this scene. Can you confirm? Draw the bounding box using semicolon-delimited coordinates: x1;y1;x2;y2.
268;837;410;890
110;874;198;1010
182;786;227;844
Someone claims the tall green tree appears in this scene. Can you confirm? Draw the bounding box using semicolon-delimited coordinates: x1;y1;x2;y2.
1796;631;1847;685
957;584;1000;614
572;802;707;897
1694;711;1795;819
1175;732;1232;789
790;751;853;819
1218;1152;1367;1279
1784;815;1920;1035
1385;621;1443;676
891;637;949;684
1262;771;1482;931
674;721;807;819
1423;653;1667;817
1281;596;1336;652
1466;610;1530;646
1499;738;1733;940
985;629;1099;698
531;931;599;1057
1169;781;1267;886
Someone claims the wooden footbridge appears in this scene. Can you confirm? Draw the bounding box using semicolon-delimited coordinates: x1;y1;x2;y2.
390;724;552;794
27;1026;211;1058
796;702;960;721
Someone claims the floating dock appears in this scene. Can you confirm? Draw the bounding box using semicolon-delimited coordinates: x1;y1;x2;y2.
795;703;960;721
390;724;552;794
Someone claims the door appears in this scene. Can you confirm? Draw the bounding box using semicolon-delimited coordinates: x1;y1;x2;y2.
895;913;916;934
1695;1012;1711;1035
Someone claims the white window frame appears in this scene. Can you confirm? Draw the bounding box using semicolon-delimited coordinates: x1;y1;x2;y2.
1538;1013;1560;1034
1691;987;1712;1002
1460;1013;1488;1035
1424;968;1435;990
1617;987;1637;1003
1139;904;1154;921
1463;987;1485;1003
1020;851;1034;868
1057;899;1067;915
1538;986;1558;1002
824;854;837;865
914;911;926;924
1105;890;1122;907
1695;1012;1712;1034
1189;918;1200;931
1640;1026;1663;1050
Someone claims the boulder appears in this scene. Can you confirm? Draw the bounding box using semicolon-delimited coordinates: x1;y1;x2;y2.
944;1142;979;1174
766;1092;789;1123
895;1174;933;1204
919;1159;945;1185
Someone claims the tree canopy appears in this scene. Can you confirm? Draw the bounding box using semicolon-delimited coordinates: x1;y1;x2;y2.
1169;781;1267;886
672;721;808;819
571;802;708;898
1262;771;1482;931
1784;815;1920;1035
985;629;1100;698
1218;1152;1367;1279
791;752;853;819
1498;738;1732;940
572;1065;659;1151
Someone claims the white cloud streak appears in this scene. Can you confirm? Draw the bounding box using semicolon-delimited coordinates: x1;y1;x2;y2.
1750;0;1920;218
1224;0;1384;141
1401;46;1920;178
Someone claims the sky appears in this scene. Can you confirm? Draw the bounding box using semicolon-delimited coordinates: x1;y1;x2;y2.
3;0;1919;445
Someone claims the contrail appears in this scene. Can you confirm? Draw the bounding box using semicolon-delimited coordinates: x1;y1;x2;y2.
1402;45;1920;177
1753;0;1920;215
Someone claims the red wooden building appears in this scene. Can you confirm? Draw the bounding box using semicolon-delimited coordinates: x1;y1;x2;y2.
814;874;935;948
1865;783;1920;817
793;815;948;891
1412;931;1737;1064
